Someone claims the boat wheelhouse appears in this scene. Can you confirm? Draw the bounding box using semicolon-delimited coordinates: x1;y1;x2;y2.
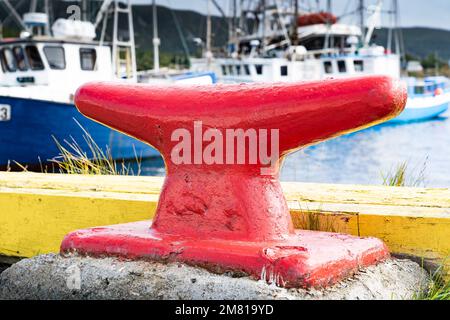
0;38;114;103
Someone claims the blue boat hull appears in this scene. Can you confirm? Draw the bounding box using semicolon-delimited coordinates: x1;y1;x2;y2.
388;101;449;124
0;96;160;165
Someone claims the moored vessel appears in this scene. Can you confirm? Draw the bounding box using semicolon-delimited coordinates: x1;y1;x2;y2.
0;0;215;166
190;0;450;123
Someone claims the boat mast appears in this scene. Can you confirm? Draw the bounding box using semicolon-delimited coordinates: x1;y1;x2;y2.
229;0;237;45
292;0;299;45
387;0;393;52
206;0;212;69
152;0;160;73
233;0;239;52
82;0;88;21
233;0;237;39
397;0;405;62
393;0;401;55
239;0;245;35
44;0;51;36
261;0;266;50
359;0;365;41
30;0;37;12
324;0;333;49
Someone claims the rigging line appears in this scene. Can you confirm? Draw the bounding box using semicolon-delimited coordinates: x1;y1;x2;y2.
209;0;230;35
274;0;291;47
339;0;354;22
211;0;228;18
337;9;360;19
167;0;191;58
0;0;28;30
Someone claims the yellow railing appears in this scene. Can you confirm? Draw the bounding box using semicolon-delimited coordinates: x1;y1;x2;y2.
1;172;449;275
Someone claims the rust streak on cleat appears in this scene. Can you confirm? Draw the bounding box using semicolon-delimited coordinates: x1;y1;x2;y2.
61;76;407;288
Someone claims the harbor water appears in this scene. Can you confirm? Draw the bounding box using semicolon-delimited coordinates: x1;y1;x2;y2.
137;109;450;188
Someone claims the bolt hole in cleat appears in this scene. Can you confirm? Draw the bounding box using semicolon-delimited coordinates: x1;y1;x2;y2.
61;76;407;289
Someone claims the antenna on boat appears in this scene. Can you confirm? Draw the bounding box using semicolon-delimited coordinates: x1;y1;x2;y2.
152;0;160;73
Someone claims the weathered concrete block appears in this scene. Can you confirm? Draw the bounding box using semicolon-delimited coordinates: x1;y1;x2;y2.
0;254;429;300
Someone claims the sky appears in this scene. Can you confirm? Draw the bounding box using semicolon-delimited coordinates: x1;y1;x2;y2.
133;0;450;31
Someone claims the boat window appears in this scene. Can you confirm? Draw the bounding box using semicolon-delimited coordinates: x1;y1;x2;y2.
0;48;17;72
354;60;364;72
228;65;234;75
44;46;66;70
25;46;45;71
337;60;347;73
80;48;97;71
236;65;241;75
414;86;425;95
13;46;29;71
323;61;332;74
244;64;250;75
255;64;263;75
221;65;227;75
280;65;288;76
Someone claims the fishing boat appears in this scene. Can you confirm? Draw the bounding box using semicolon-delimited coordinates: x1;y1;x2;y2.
0;0;215;166
191;0;450;123
388;77;450;123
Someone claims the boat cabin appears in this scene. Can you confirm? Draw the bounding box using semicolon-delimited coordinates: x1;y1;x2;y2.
0;39;113;88
406;77;450;97
209;46;400;83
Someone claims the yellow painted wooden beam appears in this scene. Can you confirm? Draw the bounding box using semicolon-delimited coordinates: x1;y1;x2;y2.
0;172;449;276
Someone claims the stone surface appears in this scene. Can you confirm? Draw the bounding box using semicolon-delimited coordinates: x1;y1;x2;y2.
0;254;429;300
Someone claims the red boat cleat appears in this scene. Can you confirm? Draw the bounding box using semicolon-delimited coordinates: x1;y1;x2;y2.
61;76;407;288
